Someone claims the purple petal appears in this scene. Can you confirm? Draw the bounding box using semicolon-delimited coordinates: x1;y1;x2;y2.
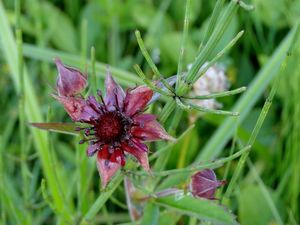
53;95;98;122
124;86;153;117
131;119;174;141
97;147;121;188
133;114;156;123
55;58;87;96
86;142;101;157
104;70;125;109
122;141;150;172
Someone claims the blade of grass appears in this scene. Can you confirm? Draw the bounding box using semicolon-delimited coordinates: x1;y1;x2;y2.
247;160;284;225
0;2;72;221
22;44;140;86
176;0;191;90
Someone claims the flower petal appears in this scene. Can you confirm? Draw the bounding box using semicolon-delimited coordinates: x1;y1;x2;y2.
97;147;121;188
131;118;174;141
55;58;87;96
104;71;125;109
122;141;150;172
86;142;101;157
133;114;156;123
124;86;153;117
53;95;98;122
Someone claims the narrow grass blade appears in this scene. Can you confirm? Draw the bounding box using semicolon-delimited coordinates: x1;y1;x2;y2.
0;2;72;220
22;44;140;86
176;0;191;90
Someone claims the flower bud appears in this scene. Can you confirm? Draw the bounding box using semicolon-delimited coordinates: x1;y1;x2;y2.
189;169;226;199
55;58;87;96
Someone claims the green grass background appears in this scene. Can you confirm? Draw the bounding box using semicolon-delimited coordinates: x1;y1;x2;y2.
0;0;299;224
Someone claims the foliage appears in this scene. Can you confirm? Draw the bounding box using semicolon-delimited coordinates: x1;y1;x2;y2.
0;0;299;224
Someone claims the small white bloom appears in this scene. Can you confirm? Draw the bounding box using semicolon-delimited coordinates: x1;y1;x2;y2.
190;62;229;110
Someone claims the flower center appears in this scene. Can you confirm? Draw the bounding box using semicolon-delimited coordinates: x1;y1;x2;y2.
94;111;129;144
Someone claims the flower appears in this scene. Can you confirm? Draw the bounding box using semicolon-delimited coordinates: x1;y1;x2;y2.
54;59;173;188
189;169;226;199
190;63;229;110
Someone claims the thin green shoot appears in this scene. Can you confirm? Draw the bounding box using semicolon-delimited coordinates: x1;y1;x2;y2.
178;98;239;116
133;64;173;97
199;0;225;51
135;30;174;93
190;30;244;84
183;86;246;100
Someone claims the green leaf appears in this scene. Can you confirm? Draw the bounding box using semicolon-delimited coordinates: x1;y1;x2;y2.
30;122;78;136
238;185;281;225
155;196;238;225
141;202;160;225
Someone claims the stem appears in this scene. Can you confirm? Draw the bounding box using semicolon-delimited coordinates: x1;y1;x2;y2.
130;145;251;177
224;68;282;199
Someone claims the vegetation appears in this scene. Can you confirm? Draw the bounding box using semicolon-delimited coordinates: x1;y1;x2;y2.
0;0;299;224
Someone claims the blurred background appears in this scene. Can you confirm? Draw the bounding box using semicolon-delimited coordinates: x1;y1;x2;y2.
0;0;299;224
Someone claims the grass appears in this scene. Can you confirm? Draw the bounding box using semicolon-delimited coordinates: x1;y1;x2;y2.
0;0;299;225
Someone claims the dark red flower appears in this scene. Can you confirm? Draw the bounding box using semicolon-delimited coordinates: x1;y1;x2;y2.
189;169;226;199
54;59;174;187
